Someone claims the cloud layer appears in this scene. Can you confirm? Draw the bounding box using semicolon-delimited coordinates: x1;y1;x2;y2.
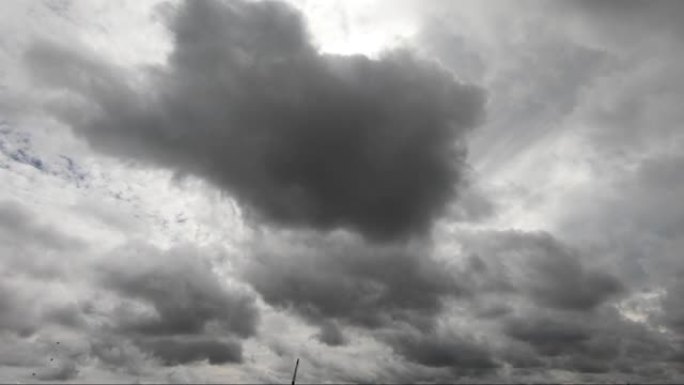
0;200;258;380
3;0;684;382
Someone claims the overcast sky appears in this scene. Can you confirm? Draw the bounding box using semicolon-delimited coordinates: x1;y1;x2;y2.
1;0;684;383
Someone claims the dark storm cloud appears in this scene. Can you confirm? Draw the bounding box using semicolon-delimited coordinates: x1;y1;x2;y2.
505;315;591;356
97;244;258;339
240;230;504;377
243;228;629;376
499;307;680;379
26;0;485;241
242;229;497;375
316;321;347;346
386;330;498;373
242;231;462;337
458;230;624;312
88;337;148;375
89;243;259;367
526;245;623;312
139;337;242;366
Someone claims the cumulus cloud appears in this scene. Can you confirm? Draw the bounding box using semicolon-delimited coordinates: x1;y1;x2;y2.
242;231;462;336
240;230;507;377
458;230;625;312
88;243;259;367
26;0;485;241
96;243;258;339
385;329;499;375
500;306;682;380
241;228;633;378
139;337;243;366
0;201;258;378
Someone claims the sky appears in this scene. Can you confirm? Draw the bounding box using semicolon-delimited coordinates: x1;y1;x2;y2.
1;0;684;383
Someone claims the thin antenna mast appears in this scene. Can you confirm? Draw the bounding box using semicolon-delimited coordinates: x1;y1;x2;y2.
291;358;300;385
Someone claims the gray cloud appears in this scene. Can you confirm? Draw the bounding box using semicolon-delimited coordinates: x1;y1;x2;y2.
316;321;347;347
499;306;680;380
97;243;258;339
558;1;684;45
36;360;79;381
90;243;259;366
0;200;259;377
0;199;83;254
533;6;684;377
424;2;684;376
661;278;684;336
385;329;499;374
0;281;40;337
88;337;149;375
139;337;242;366
0;202;88;337
26;0;485;242
242;231;462;337
530;1;684;161
504;315;592;356
242;228;634;379
414;4;611;174
444;231;641;378
458;230;625;312
239;230;505;377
